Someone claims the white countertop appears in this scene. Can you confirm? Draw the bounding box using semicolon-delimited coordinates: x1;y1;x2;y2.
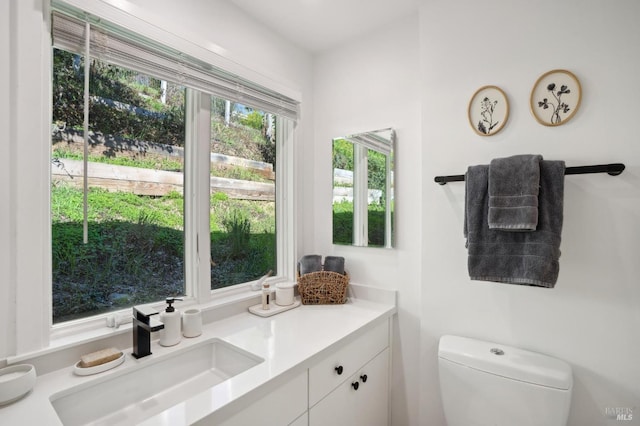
0;290;395;425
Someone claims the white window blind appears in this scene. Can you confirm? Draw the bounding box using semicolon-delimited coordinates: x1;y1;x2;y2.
51;10;299;120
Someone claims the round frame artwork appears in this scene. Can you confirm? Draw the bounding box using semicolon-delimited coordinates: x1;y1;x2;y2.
530;69;582;126
468;85;509;136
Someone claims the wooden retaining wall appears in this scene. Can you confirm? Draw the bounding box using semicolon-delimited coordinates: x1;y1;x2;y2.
53;129;275;180
52;159;275;201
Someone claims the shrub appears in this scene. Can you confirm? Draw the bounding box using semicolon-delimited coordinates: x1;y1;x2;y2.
222;210;251;259
332;200;354;245
240;110;264;130
52;49;186;147
332;139;353;171
332;201;387;246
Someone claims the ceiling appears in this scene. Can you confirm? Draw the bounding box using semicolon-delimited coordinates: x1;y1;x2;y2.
230;0;420;53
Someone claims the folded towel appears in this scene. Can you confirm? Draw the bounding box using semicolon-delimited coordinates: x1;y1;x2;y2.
298;254;322;275
488;155;542;231
324;256;345;274
465;160;565;288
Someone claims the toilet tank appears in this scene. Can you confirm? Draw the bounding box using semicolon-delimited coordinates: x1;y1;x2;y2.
438;335;573;426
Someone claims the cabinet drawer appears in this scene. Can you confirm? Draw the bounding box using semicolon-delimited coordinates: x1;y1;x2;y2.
309;319;388;407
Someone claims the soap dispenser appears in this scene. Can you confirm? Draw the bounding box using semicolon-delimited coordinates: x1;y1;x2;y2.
159;297;182;347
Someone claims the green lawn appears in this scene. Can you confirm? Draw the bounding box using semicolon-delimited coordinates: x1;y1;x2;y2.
52;184;275;322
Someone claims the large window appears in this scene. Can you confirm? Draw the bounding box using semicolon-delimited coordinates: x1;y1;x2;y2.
50;8;297;325
52;49;187;323
209;99;277;289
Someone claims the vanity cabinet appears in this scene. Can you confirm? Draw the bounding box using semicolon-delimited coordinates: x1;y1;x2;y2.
309;348;389;426
308;319;390;426
198;319;390;426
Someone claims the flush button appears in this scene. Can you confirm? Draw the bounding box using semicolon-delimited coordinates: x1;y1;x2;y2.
490;348;504;355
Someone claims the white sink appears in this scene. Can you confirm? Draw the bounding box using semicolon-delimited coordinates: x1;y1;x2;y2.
50;338;263;426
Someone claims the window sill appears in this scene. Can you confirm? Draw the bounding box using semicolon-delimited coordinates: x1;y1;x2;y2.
7;280;292;369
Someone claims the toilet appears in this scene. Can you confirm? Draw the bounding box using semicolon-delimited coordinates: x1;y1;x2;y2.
438;335;573;426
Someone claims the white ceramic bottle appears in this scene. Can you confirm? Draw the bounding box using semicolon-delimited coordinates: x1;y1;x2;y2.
159;297;182;347
261;283;271;310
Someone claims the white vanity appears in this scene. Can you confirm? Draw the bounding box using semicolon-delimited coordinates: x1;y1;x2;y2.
0;284;395;425
206;318;390;426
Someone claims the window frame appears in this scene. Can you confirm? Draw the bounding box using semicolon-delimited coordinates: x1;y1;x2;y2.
14;1;299;354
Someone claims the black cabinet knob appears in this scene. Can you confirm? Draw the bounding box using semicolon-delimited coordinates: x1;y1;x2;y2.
335;365;343;375
351;381;359;390
360;374;368;383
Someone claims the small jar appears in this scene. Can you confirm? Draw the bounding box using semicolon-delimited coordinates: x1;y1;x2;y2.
182;308;202;338
275;282;295;306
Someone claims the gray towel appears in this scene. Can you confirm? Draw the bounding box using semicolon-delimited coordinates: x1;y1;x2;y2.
298;254;322;275
488;155;542;231
324;256;346;274
465;160;565;288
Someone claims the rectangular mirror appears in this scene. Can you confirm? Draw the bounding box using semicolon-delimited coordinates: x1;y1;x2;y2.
332;128;395;248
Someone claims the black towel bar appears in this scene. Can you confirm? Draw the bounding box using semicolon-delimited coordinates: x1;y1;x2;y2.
434;163;625;185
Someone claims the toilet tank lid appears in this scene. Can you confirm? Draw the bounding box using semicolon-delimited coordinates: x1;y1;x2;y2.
438;335;572;390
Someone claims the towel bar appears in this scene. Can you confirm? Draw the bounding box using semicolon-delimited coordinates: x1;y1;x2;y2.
434;163;625;185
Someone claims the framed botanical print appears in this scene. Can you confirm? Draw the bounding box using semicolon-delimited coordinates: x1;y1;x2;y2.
468;85;509;136
530;69;582;126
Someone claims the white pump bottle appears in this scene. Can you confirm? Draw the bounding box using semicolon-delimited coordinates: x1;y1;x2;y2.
159;297;182;347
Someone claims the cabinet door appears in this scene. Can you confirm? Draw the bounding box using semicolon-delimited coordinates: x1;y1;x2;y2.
353;348;389;426
309;348;389;426
309;319;389;406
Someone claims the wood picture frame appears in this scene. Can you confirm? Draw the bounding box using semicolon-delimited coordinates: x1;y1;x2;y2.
530;69;582;126
468;85;509;136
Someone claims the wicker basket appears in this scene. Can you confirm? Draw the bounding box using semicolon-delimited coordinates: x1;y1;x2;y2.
297;271;349;305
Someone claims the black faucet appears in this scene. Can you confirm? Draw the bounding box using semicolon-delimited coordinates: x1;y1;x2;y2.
132;305;165;359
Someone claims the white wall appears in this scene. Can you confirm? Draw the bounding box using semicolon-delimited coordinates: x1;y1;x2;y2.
0;0;313;358
1;0;13;365
420;1;640;425
94;0;310;100
312;14;421;426
2;0;52;358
